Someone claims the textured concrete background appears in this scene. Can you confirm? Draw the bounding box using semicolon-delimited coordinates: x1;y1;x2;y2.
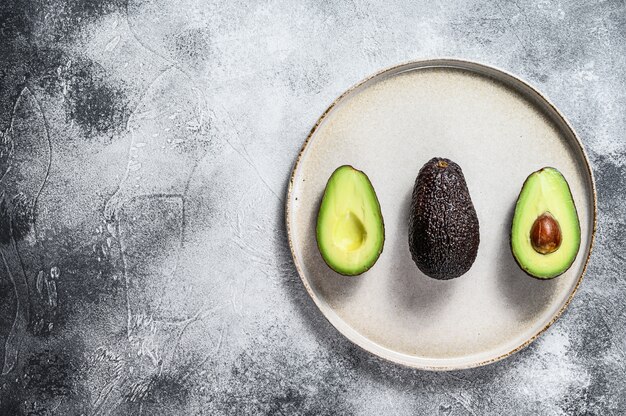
0;0;624;414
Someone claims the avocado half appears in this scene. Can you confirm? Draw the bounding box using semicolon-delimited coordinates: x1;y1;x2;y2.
316;165;385;276
511;167;581;279
408;158;480;280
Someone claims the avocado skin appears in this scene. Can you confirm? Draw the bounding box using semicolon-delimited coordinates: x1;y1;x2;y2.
408;157;480;280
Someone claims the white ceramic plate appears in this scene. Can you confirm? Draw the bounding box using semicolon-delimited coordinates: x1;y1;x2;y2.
286;59;596;370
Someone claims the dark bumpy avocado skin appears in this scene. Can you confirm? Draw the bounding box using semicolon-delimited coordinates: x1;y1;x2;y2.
408;158;480;280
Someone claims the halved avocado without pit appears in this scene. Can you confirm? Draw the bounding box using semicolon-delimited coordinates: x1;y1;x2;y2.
316;165;384;276
511;167;581;279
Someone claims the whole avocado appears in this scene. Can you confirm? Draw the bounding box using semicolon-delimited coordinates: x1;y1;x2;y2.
408;157;480;280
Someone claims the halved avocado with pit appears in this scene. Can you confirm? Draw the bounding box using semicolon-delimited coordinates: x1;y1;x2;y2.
316;165;384;276
511;167;581;279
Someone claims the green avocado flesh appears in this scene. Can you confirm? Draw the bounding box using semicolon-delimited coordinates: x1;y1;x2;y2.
316;165;384;276
511;167;581;279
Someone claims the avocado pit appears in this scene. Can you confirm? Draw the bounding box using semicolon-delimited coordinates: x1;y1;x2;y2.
530;212;561;254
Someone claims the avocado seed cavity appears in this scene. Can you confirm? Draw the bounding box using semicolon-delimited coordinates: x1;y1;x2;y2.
333;211;367;251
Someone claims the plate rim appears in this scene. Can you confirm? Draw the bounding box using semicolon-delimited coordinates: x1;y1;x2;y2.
285;57;598;371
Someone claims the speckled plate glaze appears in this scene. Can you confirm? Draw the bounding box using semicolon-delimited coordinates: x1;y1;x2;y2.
286;59;596;370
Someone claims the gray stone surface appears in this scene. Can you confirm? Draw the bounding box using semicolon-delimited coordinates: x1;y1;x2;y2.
0;0;624;414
